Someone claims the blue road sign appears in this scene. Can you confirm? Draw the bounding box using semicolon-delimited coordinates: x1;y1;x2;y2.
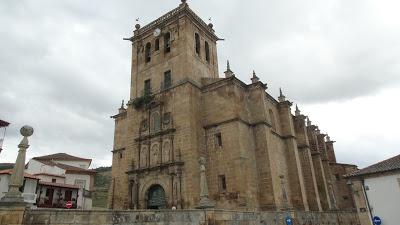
285;216;293;225
373;216;381;225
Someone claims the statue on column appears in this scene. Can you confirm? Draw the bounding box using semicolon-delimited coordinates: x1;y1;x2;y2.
0;125;34;206
196;157;215;209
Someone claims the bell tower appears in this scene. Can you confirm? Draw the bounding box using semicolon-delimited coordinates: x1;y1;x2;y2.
126;0;220;100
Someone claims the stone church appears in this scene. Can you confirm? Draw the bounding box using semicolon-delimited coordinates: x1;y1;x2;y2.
108;0;358;212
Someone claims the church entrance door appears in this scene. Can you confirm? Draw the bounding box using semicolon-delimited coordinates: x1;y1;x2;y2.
147;185;166;209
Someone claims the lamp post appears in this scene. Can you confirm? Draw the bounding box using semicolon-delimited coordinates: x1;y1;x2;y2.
0;125;34;206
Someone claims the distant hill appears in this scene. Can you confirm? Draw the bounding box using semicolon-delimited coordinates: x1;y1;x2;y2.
92;166;111;209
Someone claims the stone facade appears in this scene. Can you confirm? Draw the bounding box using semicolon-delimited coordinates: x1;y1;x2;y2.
108;1;358;212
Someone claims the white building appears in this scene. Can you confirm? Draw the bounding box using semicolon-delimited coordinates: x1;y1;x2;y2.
345;154;400;225
25;153;96;209
0;169;39;204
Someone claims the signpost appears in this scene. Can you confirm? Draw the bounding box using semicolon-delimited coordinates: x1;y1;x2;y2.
285;216;293;225
372;216;381;225
66;201;73;209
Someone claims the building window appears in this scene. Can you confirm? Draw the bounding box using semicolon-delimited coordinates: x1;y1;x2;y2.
269;109;276;130
195;33;200;55
150;112;161;132
216;132;222;147
163;112;171;125
155;38;160;51
164;70;172;89
51;178;56;183
145;42;151;63
205;41;210;62
144;79;151;95
75;179;86;189
164;32;171;53
219;175;227;192
119;152;123;159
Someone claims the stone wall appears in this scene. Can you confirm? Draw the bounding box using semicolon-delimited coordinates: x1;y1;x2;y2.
0;208;361;225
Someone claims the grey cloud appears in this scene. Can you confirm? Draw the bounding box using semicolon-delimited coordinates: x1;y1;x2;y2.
1;0;399;167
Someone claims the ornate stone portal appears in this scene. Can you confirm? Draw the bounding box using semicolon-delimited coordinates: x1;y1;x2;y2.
0;125;34;206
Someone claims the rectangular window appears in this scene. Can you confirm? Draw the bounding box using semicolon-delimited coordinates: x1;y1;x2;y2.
51;178;56;183
164;70;172;89
155;38;160;51
74;179;86;189
216;133;222;147
219;175;227;192
144;79;151;95
335;174;340;180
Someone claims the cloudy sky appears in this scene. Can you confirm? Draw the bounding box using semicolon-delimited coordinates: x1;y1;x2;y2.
0;0;399;168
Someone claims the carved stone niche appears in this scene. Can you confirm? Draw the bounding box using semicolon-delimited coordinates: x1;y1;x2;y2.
163;112;171;125
150;143;160;166
140;119;148;132
162;139;171;163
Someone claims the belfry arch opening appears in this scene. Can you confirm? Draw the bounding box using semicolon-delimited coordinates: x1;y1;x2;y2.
147;184;167;209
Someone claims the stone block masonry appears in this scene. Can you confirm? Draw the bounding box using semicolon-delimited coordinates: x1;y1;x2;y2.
0;208;360;225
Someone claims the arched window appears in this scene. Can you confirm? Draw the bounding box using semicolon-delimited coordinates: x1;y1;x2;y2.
195;33;200;55
164;32;171;53
269;109;276;130
155;38;160;51
145;42;151;62
205;41;210;62
150;112;161;132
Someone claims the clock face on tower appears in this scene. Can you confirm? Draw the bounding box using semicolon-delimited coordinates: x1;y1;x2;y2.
153;28;161;37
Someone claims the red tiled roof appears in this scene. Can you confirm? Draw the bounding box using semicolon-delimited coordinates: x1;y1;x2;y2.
38;181;80;189
0;169;39;180
345;154;400;178
35;159;97;174
33;153;91;162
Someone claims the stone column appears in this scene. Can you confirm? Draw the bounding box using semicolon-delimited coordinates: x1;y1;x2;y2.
0;125;34;206
196;157;215;209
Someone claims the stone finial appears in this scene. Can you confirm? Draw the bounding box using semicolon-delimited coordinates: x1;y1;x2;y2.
278;88;286;102
20;126;34;137
251;70;260;84
208;17;214;29
306;116;311;126
118;100;126;113
326;134;331;142
224;60;235;78
135;18;140;30
295;104;301;116
180;0;188;6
